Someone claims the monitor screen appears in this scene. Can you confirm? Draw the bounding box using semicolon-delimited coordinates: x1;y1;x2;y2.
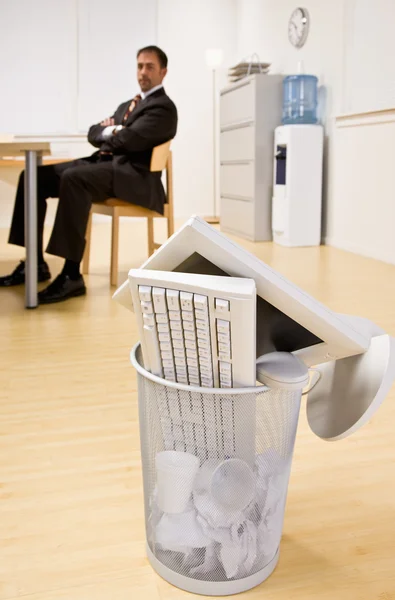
173;252;323;357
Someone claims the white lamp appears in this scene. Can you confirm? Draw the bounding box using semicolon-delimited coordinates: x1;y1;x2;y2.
205;48;223;224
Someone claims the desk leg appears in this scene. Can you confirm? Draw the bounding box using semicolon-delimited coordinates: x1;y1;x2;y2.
24;150;38;309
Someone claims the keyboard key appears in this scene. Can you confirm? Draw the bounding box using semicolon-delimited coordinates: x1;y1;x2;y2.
157;323;170;333
174;348;185;358
187;358;198;369
217;332;230;344
215;298;230;313
185;339;197;350
164;372;176;382
160;416;172;433
220;372;232;385
183;321;195;332
196;320;208;331
198;348;211;359
194;294;208;309
182;311;194;321
195;424;205;447
200;365;213;376
219;351;231;361
169;310;181;321
186;348;197;359
195;311;209;324
195;307;209;320
160;341;171;351
188;365;199;377
216;319;230;334
219;361;232;374
197;338;210;349
197;329;209;340
171;330;183;340
158;332;170;342
177;376;189;385
184;422;195;447
218;342;231;353
161;350;173;360
184;330;195;341
199;356;211;367
189;377;200;387
168;397;182;422
143;324;162;376
162;358;174;368
173;425;184;442
180;291;193;310
201;376;214;388
170;321;182;331
156;313;169;324
141;300;153;314
175;357;186;367
172;339;184;349
138;286;152;301
153;287;166;313
143;314;155;327
166;289;180;310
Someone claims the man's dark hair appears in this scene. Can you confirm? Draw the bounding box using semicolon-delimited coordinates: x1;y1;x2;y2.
137;45;168;69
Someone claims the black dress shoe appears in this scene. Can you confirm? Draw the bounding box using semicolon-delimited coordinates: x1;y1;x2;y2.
38;274;86;304
0;260;51;287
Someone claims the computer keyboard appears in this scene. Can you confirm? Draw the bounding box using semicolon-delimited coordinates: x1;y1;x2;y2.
128;268;257;389
128;268;257;465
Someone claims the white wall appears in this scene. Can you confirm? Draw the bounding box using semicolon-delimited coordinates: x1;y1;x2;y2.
76;0;157;130
157;0;238;219
0;0;78;134
0;0;156;135
327;115;395;263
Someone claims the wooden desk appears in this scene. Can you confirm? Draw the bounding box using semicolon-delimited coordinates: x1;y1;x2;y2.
0;140;51;308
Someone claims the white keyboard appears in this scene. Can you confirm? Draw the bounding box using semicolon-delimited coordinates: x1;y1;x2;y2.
129;269;257;465
128;269;257;388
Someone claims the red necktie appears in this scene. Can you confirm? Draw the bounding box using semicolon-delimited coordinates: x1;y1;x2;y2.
123;94;142;123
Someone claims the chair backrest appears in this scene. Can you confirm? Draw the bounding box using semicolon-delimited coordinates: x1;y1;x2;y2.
150;140;172;172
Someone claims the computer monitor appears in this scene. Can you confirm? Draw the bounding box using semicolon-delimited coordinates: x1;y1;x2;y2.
114;216;395;441
117;215;369;368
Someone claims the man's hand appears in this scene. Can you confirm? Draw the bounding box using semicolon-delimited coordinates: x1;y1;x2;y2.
100;117;115;126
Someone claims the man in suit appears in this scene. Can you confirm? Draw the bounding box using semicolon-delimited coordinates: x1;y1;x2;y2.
0;45;177;304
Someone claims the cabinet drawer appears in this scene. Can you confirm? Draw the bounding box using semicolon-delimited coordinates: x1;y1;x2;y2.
220;162;255;199
220;197;254;238
220;125;255;162
220;80;255;127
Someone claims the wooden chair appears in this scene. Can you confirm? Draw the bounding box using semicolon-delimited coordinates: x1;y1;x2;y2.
82;140;174;286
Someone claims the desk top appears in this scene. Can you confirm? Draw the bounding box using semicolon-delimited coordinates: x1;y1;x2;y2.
0;141;51;156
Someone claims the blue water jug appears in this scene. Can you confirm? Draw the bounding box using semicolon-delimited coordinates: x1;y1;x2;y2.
282;74;318;125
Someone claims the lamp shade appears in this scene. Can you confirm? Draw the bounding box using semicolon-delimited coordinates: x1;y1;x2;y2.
205;48;223;69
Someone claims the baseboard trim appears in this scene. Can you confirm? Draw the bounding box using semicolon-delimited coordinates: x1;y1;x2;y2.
324;236;395;265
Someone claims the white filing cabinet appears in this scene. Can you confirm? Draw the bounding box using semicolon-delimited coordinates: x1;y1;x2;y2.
219;74;283;241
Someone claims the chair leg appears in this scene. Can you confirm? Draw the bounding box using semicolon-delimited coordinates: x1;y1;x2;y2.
82;211;93;275
110;208;120;286
147;217;155;256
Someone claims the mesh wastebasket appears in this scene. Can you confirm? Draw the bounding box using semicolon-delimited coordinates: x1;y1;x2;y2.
131;343;303;596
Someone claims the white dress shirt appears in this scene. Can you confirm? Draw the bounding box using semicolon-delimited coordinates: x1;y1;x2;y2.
101;85;164;140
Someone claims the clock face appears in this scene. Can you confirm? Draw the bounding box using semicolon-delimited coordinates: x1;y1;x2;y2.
288;7;310;48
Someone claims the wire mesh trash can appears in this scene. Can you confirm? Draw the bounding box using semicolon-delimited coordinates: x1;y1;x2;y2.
131;343;303;596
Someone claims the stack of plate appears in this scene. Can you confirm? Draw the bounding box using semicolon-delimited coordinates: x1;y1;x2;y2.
228;61;270;83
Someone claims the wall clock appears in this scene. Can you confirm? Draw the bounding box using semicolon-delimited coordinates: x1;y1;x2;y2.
288;7;310;48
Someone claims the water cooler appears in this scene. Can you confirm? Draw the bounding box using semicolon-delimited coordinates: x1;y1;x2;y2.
272;124;323;247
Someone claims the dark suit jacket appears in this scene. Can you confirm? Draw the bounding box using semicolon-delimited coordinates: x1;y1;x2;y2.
87;88;177;214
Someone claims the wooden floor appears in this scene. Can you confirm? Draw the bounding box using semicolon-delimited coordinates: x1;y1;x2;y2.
1;220;395;600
